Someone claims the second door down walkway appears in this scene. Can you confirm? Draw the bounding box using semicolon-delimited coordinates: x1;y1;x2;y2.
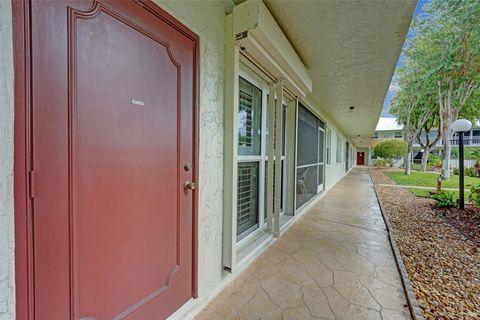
196;168;411;320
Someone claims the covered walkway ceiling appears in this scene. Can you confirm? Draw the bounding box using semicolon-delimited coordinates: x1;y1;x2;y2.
257;0;417;147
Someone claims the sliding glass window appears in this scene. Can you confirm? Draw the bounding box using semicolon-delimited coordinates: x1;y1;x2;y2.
237;74;289;241
237;77;262;237
296;104;325;209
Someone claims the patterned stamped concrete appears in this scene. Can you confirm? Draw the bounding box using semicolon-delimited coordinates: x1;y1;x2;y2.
196;168;411;320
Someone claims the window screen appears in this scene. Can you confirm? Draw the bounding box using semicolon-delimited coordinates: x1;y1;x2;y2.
296;104;325;209
237;162;259;235
297;106;319;166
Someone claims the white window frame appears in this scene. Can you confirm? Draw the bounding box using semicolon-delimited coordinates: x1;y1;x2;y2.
236;67;289;247
326;129;332;166
223;12;308;270
317;124;325;192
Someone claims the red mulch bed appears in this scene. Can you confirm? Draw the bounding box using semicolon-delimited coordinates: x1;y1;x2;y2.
434;205;480;247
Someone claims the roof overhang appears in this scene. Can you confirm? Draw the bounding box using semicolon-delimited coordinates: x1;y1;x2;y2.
261;0;416;147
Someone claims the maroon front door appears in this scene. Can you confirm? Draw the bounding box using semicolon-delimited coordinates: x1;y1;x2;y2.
357;152;365;165
30;1;197;319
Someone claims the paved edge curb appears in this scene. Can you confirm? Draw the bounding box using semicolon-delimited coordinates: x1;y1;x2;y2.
368;169;426;320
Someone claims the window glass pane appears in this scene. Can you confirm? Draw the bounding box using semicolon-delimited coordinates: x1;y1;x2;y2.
265;101;287;157
318;164;324;187
296;166;318;209
237;162;259;236
318;129;324;163
264;163;268;219
238;77;262;156
326;130;331;165
345;142;350;171
297;105;318;166
336;135;342;163
264;161;285;218
282;105;287;156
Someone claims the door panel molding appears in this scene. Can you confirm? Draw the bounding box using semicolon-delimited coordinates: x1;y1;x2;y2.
13;1;200;319
68;3;183;318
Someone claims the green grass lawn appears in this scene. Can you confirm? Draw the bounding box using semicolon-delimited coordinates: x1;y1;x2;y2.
384;171;480;189
407;187;470;199
407;188;435;198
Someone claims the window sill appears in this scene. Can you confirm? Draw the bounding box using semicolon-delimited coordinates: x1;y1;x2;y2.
236;229;273;268
280;214;294;232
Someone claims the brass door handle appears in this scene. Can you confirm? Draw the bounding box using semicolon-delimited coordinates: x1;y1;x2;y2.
184;181;196;191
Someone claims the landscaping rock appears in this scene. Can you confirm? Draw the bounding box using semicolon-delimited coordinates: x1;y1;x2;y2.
371;169;480;320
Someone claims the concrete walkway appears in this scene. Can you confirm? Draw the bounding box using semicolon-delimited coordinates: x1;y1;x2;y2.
196;167;411;320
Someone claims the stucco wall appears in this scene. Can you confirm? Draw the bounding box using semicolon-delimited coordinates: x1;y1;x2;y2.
153;0;227;298
325;121;353;190
0;1;15;319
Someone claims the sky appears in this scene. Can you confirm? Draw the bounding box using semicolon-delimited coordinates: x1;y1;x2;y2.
380;0;428;118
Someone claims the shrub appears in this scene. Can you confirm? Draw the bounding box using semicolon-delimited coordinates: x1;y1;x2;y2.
471;149;480;161
410;163;422;171
431;191;458;208
452;166;478;177
468;184;480;208
373;159;386;167
474;162;480;177
451;147;480;160
427;154;443;168
373;140;408;167
465;167;477;177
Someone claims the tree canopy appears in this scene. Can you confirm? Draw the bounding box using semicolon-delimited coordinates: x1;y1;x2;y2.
389;0;480;177
374;140;408;167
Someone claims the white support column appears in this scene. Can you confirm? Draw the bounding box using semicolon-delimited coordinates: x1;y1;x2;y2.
222;15;239;271
274;79;284;237
266;83;276;233
292;99;299;214
285;98;297;216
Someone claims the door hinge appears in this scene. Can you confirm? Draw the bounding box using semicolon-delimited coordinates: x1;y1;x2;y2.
29;170;35;198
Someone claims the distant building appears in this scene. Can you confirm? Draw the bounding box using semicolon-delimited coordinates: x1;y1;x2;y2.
369;117;480;166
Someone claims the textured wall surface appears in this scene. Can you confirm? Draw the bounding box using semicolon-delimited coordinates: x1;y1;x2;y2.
154;0;227;298
0;1;16;319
